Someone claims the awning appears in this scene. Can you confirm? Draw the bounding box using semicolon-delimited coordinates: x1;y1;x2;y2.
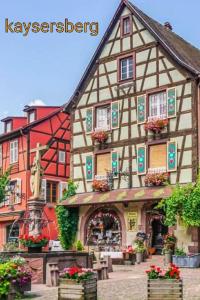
61;186;173;207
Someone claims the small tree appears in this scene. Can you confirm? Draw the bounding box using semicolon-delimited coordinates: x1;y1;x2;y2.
56;179;79;250
0;168;11;203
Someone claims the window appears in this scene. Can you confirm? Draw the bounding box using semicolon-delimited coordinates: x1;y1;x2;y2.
149;91;167;120
28;111;35;123
46;181;58;203
96;153;111;179
5;121;12;133
58;150;66;163
149;144;167;173
96;106;110;130
119;56;134;81
0;144;2;168
6;224;19;243
123;17;131;35
10;140;18;164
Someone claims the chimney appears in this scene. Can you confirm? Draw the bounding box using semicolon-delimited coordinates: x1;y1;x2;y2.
164;22;173;31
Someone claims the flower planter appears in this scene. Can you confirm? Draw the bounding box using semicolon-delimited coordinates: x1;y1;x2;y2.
28;246;42;253
172;254;200;268
136;252;143;264
58;276;97;300
164;252;172;264
148;279;183;300
123;253;136;265
14;278;31;294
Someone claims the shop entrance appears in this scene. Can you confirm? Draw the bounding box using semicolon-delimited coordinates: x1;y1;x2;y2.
85;207;122;251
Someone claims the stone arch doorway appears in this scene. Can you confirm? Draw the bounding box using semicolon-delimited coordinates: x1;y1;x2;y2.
82;206;124;251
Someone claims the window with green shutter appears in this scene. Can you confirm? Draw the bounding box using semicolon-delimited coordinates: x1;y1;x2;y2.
167;141;177;172
137;95;146;124
86;108;93;133
86;155;94;181
137;145;146;175
167;88;176;118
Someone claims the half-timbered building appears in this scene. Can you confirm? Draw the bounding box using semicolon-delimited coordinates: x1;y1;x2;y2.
0;105;70;249
62;0;200;254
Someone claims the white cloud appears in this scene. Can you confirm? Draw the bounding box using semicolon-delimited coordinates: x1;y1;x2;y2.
29;99;46;106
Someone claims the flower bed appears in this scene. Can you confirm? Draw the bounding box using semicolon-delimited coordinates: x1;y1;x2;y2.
19;234;49;252
145;172;169;186
58;267;97;300
144;118;168;134
146;264;182;300
92;179;110;192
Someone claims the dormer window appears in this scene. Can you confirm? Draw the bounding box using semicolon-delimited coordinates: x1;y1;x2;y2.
28;111;36;123
121;15;132;37
5;121;12;133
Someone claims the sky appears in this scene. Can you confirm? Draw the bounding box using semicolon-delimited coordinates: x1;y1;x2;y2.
0;0;199;132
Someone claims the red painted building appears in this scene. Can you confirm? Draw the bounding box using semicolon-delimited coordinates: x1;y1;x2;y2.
0;105;70;249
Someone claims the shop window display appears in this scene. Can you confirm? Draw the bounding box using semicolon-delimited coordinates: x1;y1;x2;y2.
86;208;122;251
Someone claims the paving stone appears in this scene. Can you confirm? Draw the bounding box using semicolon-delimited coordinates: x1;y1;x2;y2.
23;256;200;300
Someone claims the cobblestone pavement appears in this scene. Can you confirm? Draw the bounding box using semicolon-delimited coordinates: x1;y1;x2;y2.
23;256;200;300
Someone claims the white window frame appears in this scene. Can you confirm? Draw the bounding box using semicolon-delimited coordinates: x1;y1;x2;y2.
95;106;111;131
58;150;66;163
148;91;167;120
10;140;18;164
5;122;12;133
29;111;35;123
123;17;131;35
120;57;133;81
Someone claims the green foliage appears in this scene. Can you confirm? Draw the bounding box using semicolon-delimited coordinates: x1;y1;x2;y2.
75;240;84;251
56;179;79;250
157;177;200;227
0;168;11;203
175;248;186;256
0;261;18;297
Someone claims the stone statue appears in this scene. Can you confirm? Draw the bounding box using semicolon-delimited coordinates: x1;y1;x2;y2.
30;143;47;199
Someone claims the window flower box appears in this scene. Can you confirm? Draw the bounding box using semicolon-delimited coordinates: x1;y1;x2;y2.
58;267;97;300
91;130;109;146
144;118;168;134
145;172;169;186
92;179;110;192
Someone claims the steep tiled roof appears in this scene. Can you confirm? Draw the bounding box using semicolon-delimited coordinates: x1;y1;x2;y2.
64;0;200;111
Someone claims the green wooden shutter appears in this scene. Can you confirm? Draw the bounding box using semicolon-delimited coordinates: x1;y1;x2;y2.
137;145;146;175
111;101;119;129
137;95;146;124
167;88;176;118
86;108;93;133
86;155;94;181
111;151;119;178
167;141;177;172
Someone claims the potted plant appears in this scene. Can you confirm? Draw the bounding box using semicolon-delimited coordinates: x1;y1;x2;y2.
91;130;109;149
92;179;110;192
58;267;97;300
122;246;136;265
134;237;145;264
146;264;183;300
144;118;168;138
0;260;32;299
162;247;173;264
19;234;49;253
145;172;169;186
75;240;84;251
164;233;176;254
